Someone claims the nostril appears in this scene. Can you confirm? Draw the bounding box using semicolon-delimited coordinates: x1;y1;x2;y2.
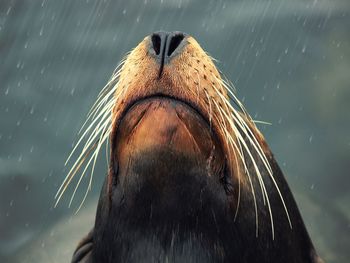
149;31;187;78
167;33;185;57
151;34;161;55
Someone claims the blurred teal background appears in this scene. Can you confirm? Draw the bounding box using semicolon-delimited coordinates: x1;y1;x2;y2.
0;0;349;262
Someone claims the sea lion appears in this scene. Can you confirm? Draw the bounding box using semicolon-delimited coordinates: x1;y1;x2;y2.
57;31;324;263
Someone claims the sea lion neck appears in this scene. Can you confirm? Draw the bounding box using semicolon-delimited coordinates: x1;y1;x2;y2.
93;153;235;263
110;148;227;221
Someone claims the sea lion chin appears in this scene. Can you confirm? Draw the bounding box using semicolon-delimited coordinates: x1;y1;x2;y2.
61;31;324;263
113;96;225;183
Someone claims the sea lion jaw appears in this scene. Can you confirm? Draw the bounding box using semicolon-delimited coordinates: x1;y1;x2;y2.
115;96;224;170
110;96;226;212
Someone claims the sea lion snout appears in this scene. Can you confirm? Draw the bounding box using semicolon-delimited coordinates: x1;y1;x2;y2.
107;32;237;196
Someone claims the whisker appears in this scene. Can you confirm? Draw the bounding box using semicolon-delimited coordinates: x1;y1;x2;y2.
212;99;260;234
252;120;272;125
203;90;212;128
212;84;273;235
210;73;292;236
55;54;129;208
55;142;97;206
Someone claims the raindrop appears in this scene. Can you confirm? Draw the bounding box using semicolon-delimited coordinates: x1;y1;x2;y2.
309;135;313;143
9;200;14;207
6;6;12;15
122;9;126;15
310;184;315;190
302;45;306;53
25;185;29;191
178;0;182;8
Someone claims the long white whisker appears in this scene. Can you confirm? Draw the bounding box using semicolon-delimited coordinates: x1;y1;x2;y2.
211;80;272;174
211;73;292;235
54;143;97;206
55;54;129;207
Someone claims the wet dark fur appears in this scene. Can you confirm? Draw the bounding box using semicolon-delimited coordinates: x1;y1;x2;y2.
72;144;321;263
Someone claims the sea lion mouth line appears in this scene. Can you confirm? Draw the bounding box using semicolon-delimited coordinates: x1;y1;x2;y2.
114;93;213;136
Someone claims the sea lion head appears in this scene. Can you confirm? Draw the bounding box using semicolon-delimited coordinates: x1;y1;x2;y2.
60;32;320;263
57;31;274;226
95;31;263;261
